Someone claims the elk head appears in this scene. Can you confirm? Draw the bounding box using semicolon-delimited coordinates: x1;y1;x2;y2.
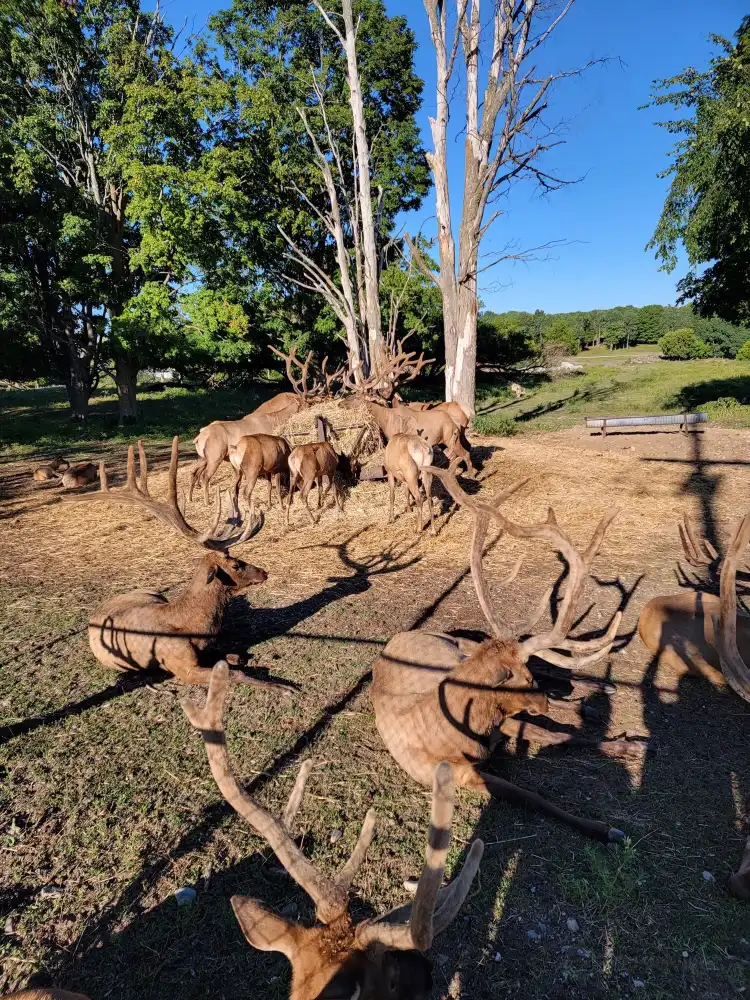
183;662;484;1000
340;339;433;406
427;467;623;699
270;345;346;404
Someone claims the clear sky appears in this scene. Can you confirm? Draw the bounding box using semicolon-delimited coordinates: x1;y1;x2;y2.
164;0;745;314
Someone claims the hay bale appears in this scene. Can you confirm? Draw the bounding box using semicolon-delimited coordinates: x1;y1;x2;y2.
277;400;382;460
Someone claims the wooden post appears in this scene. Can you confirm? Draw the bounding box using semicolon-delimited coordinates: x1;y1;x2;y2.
681;411;689;435
316;415;328;442
601;419;607;438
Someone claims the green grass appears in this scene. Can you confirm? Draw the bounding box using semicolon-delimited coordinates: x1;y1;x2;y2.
475;358;750;436
579;344;657;359
0;383;280;460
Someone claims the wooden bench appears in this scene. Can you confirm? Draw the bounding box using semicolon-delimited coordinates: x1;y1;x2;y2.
584;412;709;437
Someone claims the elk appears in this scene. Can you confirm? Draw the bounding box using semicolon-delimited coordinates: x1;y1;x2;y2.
340;397;474;477
371;466;646;843
341;337;433;404
183;661;484;1000
32;456;69;482
384;433;435;536
638;514;750;702
392;394;470;431
81;438;291;690
286;442;358;526
60;462;98;489
229;433;291;511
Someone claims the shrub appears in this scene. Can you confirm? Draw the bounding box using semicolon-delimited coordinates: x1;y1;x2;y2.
474;412;519;437
736;338;750;361
704;396;742;414
658;328;712;359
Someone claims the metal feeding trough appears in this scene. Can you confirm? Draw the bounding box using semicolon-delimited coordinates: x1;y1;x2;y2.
584;412;709;437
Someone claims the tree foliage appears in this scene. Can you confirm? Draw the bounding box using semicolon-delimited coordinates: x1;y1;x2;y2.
658;327;711;360
645;16;750;325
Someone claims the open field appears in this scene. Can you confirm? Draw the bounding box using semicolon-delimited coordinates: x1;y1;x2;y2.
1;399;750;999
476;358;750;436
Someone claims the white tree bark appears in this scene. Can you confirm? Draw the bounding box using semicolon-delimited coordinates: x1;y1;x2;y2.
420;0;581;417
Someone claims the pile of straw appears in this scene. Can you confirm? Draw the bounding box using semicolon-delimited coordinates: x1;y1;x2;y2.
277;399;382;461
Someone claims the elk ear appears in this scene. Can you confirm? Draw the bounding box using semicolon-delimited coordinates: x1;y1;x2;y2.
206;566;218;584
231;896;298;959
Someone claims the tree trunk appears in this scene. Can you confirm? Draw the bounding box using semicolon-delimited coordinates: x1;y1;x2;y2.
115;353;139;424
64;342;91;423
342;0;383;363
449;286;478;414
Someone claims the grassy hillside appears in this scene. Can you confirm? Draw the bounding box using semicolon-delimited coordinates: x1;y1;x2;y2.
476;357;750;436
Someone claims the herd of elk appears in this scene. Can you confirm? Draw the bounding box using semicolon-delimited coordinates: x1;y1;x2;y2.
17;341;750;1000
80;438;292;690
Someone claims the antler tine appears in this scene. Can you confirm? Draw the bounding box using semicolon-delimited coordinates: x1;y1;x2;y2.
716;512;750;703
679;516;719;567
425;466;619;664
356;762;483;951
182;662;348;923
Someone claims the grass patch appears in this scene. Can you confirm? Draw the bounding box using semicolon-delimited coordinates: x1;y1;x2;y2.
476;358;750;435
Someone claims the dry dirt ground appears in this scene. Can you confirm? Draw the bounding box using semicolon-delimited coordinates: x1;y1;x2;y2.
1;427;749;1000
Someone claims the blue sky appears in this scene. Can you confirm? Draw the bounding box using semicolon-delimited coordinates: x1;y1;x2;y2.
166;0;745;314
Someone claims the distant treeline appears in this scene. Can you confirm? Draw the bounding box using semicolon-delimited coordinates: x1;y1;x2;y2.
477;303;750;366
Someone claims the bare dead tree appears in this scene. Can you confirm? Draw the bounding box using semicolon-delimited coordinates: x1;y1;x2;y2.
410;0;599;415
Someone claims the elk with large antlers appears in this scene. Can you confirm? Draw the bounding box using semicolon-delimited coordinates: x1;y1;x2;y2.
371;467;645;843
269;344;346;402
384;433;435;536
638;514;750;702
342;337;433;404
79;438;290;689
229;433;291;511
183;661;484;1000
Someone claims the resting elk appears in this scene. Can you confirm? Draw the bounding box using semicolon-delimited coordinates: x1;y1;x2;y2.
638;514;750;701
372;467;646;843
32;456;69;482
384;433;435;536
183;661;484;1000
229;433;291;510
82;438;291;690
60;462;98;489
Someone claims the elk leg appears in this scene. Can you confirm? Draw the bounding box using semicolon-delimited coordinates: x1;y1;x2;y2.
499;717;648;759
388;472;396;524
201;451;225;506
172;662;294;692
316;476;323;508
422;470;436;536
274;474;284;510
267;477;273;508
233;467;243;506
301;482;317;526
286;473;298;525
473;769;625;843
404;468;423;534
189;460;207;503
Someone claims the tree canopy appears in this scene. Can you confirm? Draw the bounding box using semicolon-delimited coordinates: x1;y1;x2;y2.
645;15;750;325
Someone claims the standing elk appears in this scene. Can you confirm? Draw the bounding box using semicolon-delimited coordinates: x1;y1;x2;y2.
80;438;291;690
286;442;358;526
183;661;484;1000
229;433;291;511
638;514;750;701
384;433;435;536
340;397;475;477
392;394;470;432
371;466;646;843
32;456;69;482
60;462;98;489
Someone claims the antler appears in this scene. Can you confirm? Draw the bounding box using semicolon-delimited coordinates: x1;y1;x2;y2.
426;466;622;670
269;346;345;401
678;516;720;569
80;437;263;551
715;512;750;703
342;337;435;401
355;762;484;951
182;661;376;925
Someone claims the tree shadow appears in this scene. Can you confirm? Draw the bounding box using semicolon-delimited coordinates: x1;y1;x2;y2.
670;376;750;410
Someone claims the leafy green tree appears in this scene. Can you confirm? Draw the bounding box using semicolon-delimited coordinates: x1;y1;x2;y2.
477;313;538;369
634;305;664;344
736;339;750;361
658;328;711;359
603;324;626;350
544;319;580;356
645;16;750;324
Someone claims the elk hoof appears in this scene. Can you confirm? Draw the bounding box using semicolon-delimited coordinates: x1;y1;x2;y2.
608;828;626;843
